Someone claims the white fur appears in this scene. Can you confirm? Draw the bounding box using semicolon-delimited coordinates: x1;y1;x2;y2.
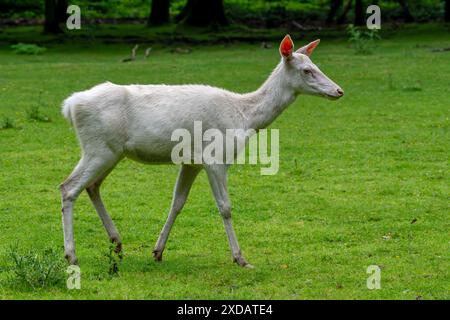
59;38;343;266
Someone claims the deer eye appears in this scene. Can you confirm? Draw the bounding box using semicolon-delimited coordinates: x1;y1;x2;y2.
303;69;312;75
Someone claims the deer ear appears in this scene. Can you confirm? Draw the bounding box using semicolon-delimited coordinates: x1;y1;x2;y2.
279;35;294;59
296;39;320;57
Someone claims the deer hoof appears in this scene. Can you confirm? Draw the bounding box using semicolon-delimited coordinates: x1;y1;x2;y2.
234;256;252;268
113;241;122;254
152;250;163;262
65;253;78;266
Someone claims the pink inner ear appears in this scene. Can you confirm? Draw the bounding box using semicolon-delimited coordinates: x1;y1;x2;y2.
280;37;293;57
306;40;320;56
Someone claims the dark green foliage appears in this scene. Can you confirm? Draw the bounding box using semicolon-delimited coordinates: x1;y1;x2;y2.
27;105;51;122
4;246;66;289
105;243;122;276
10;43;47;55
0;0;445;24
0;0;43;19
0;116;15;129
347;24;380;54
27;92;52;123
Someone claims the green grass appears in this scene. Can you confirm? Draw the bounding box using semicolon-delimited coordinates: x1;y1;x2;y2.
0;24;449;299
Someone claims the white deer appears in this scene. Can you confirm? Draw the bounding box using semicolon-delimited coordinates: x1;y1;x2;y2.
60;35;344;267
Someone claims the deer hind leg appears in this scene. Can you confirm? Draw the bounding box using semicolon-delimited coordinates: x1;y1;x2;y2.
153;165;202;262
86;167;122;254
204;164;253;268
60;150;120;265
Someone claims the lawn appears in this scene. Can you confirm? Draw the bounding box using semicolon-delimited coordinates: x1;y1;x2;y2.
0;24;448;299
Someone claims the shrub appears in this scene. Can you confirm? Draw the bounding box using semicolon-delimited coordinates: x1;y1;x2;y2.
27;105;51;122
347;24;380;55
106;243;122;276
4;246;66;289
0;116;15;129
10;43;47;55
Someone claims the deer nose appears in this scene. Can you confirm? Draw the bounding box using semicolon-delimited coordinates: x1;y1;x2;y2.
336;88;344;96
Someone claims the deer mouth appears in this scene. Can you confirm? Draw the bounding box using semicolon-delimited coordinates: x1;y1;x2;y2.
324;93;342;100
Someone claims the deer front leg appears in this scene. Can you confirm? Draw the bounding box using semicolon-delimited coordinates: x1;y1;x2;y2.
153;165;202;261
204;164;253;268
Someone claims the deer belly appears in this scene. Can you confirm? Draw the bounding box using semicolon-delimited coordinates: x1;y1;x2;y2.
123;140;175;164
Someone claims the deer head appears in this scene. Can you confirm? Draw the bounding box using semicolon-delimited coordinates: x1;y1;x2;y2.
279;35;344;100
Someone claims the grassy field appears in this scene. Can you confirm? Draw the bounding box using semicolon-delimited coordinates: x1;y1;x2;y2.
0;24;448;299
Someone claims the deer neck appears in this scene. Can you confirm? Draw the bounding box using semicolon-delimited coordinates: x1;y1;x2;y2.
241;62;297;130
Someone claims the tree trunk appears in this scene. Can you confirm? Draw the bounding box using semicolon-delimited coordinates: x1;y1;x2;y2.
326;0;343;24
354;0;365;26
337;0;352;24
44;0;68;33
397;0;414;22
177;0;228;27
445;0;450;22
148;0;170;26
